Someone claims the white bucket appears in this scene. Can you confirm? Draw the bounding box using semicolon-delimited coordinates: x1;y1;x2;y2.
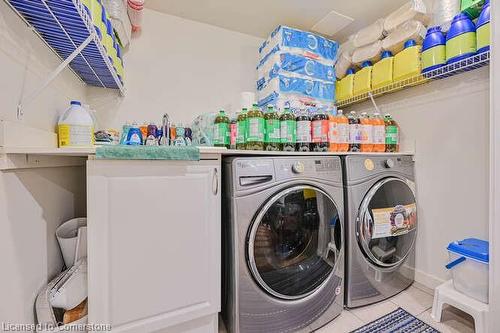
56;218;87;268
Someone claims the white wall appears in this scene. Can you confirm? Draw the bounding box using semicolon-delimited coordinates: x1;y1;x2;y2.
87;8;263;129
0;1;86;133
347;68;490;288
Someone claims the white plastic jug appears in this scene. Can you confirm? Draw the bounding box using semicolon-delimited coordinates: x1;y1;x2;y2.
58;101;94;147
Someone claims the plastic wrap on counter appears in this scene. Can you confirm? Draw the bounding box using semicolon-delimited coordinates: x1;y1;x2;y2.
384;0;430;33
335;52;353;80
259;25;339;63
353;19;386;48
431;0;461;32
191;113;216;146
382;20;427;54
352;40;383;65
257;53;336;90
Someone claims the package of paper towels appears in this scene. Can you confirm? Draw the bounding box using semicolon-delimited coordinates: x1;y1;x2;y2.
258;75;335;106
259;26;339;63
257;53;336;90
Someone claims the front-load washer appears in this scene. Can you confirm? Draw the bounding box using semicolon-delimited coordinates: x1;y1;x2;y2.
343;155;417;308
222;156;344;333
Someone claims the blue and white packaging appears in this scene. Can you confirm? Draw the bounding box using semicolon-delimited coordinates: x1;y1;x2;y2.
257;53;336;90
259;26;339;63
258;75;335;108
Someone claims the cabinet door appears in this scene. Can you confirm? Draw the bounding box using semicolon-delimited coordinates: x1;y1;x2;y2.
87;159;220;333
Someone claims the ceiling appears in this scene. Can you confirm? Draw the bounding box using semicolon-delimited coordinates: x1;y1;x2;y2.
145;0;410;43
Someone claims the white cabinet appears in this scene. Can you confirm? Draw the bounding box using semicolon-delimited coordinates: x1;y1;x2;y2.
87;158;221;333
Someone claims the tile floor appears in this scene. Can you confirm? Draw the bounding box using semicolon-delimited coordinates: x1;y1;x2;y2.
220;283;476;333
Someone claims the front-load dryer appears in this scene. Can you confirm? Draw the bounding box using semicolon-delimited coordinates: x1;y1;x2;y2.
222;157;344;333
343;155;417;308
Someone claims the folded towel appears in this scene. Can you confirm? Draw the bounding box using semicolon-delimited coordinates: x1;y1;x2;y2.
95;146;200;160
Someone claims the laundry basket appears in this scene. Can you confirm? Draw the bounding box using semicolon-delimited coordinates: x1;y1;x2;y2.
446;238;489;303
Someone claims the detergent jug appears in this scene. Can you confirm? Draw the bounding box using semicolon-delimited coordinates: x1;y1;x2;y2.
422;26;446;73
394;40;422;82
353;62;372;96
336;68;355;101
372;51;394;90
446;13;476;64
477;0;490;53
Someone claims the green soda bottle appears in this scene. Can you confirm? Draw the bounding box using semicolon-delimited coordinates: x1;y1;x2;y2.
213;109;230;148
246;104;264;150
236;108;248;150
384;113;400;152
264;105;281;151
280;107;296;151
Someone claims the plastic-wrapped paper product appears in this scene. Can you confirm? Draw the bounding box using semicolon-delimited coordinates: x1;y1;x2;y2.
259;26;339;63
335;52;353;80
352;40;383;65
257;53;335;90
382;20;427;54
384;0;430;33
258;94;334;111
339;35;356;56
258;75;335;108
353;19;386;48
431;0;461;32
102;0;131;47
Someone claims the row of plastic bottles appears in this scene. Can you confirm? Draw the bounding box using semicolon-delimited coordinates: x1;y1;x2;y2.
120;121;192;146
213;104;400;153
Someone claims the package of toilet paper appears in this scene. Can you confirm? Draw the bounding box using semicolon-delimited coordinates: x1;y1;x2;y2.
257;53;336;90
258;93;335;111
259;26;339;63
258;75;335;107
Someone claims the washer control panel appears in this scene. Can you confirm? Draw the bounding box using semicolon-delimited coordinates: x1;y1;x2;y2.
275;157;342;182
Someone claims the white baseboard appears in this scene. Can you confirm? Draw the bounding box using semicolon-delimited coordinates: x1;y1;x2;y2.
414;268;446;291
0;120;57;148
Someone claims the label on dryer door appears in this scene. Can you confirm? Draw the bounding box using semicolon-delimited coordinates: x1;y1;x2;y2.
370;203;417;239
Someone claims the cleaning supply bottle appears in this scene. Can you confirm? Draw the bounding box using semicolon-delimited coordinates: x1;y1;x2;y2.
353;61;373;96
360;112;373;152
312;106;329;152
236;108;248;150
348;111;361;152
385;114;400;152
246;104;265;150
280;107;296;152
58;100;94;147
336;110;350;152
372;51;394;90
213;110;230;148
296;108;312;152
264;105;281;151
336;68;355;101
446;13;477;64
477;0;491;53
422;27;446;73
126;122;143;145
371;113;386;152
119;121;132;145
394;40;422;82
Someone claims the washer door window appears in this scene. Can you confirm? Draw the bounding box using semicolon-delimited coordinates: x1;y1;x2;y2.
358;177;417;268
248;186;341;300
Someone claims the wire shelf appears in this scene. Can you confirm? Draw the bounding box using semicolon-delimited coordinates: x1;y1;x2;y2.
337;51;490;108
7;0;125;95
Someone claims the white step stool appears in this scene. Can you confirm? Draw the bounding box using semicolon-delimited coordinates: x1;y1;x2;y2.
431;280;489;333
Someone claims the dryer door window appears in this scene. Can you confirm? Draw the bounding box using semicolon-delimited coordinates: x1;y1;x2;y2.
247;186;342;300
357;177;417;268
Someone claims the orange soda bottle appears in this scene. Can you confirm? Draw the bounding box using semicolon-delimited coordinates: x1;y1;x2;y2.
336;110;349;152
360;112;374;152
328;108;338;152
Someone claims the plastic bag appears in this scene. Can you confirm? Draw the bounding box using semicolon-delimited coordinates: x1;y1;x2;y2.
102;0;131;47
191;113;216;146
335;52;353;80
382;20;427;54
431;0;461;32
384;0;430;33
339;35;356;57
352;40;383;65
353;19;386;48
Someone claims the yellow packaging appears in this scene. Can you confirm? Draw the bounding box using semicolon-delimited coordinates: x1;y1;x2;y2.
372;51;394;90
353;61;373;96
58;124;95;147
336;68;355;101
394;40;422;82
